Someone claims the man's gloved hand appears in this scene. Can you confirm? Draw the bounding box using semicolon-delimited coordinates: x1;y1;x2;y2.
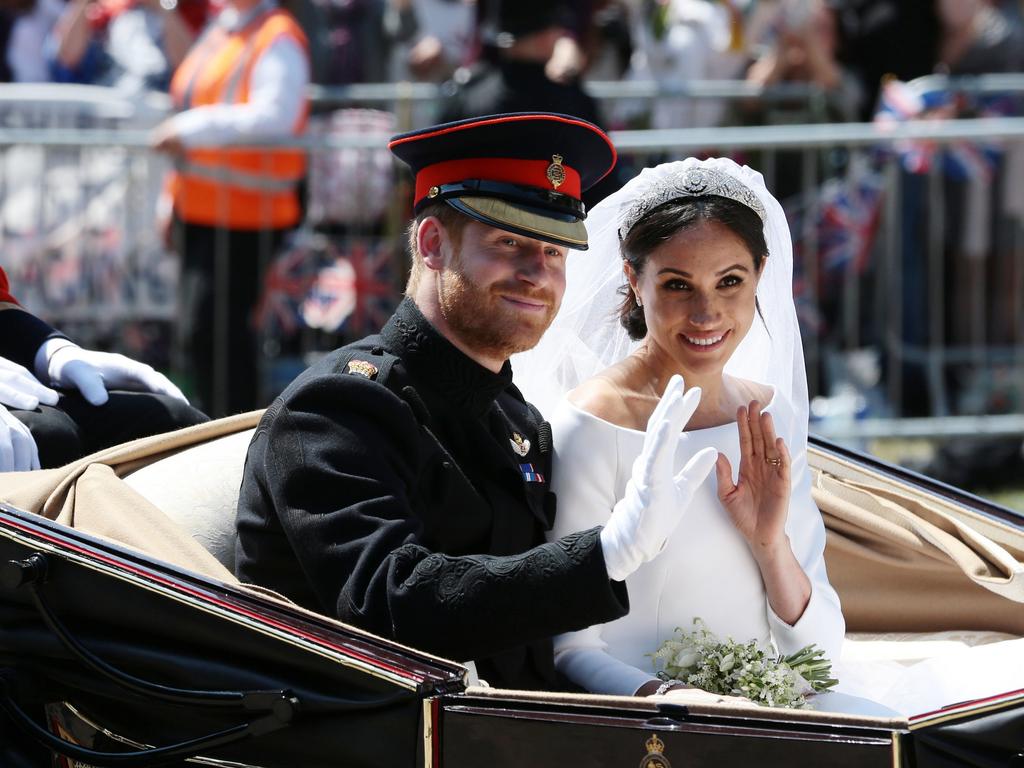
0;356;59;411
0;403;40;471
46;345;188;407
600;374;718;582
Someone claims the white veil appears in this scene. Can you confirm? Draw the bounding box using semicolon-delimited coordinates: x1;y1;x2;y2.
512;157;809;449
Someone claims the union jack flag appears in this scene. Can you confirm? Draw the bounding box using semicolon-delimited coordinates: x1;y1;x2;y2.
254;231;330;337
786;156;886;336
255;230;400;339
874;77;1010;180
337;238;400;337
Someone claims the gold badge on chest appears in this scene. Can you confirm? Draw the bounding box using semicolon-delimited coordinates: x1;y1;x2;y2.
509;431;531;457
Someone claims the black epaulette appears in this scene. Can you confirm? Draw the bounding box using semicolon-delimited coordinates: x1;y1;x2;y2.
331;347;433;429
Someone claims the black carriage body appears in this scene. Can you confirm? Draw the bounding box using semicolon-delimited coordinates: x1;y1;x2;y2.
0;503;463;767
1;439;1024;767
433;691;906;767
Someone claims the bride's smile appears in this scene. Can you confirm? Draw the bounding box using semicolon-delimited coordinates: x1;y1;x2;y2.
680;331;729;350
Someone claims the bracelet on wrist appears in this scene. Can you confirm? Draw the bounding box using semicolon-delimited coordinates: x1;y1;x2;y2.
654;679;679;696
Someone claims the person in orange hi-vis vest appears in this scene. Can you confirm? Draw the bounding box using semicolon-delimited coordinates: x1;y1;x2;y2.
0;267;207;472
150;0;309;417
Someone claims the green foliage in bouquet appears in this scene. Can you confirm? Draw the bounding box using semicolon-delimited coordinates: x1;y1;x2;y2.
649;618;838;709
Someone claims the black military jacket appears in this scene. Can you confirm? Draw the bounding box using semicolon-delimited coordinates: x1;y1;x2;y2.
236;298;628;690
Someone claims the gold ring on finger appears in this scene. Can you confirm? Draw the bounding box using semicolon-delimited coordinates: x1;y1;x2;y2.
765;456;782;466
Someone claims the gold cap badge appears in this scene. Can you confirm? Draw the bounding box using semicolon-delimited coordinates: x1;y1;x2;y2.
346;359;379;379
546;154;566;190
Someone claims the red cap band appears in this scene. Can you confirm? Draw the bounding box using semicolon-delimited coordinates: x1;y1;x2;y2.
414;157;581;206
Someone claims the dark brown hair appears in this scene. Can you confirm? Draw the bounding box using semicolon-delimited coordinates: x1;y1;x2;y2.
618;195;768;340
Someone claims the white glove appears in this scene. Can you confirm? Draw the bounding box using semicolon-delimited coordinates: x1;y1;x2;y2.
0;356;59;411
46;344;188;407
600;375;718;582
0;403;40;471
658;686;757;707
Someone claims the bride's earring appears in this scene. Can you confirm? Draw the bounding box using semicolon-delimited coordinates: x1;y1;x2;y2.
634;292;643;308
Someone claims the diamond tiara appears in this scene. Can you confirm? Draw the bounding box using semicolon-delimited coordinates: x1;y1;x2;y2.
618;167;767;241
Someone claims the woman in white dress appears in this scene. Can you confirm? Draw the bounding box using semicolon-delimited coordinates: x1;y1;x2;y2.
514;157;846;701
514;157;1024;716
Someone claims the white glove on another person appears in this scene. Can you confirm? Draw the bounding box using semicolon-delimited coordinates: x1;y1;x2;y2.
0;356;60;411
657;686;758;707
0;403;39;471
600;375;718;582
43;343;188;407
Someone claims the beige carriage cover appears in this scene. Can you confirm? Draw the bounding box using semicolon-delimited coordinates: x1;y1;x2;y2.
1;415;1023;635
0;413;260;583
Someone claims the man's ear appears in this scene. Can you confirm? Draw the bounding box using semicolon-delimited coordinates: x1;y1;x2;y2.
416;217;448;272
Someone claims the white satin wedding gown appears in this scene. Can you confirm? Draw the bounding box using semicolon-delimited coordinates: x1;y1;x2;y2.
547;387;845;697
547;388;1024;717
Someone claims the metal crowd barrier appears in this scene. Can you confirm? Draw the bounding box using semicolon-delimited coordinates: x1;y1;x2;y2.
307;73;1024;107
1;81;1023;444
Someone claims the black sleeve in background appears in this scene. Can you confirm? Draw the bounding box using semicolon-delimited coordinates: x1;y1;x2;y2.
0;14;12;83
246;371;627;663
834;0;939;121
0;307;68;373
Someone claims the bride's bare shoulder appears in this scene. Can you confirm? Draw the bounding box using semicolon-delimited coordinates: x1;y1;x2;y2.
567;362;645;428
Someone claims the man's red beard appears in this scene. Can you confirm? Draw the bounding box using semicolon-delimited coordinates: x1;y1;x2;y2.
437;263;558;363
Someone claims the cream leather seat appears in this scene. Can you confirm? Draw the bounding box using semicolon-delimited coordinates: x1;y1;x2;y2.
122;427;256;571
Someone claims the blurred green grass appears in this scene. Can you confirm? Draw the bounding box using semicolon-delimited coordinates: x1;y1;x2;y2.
978;488;1024;514
869;438;1024;514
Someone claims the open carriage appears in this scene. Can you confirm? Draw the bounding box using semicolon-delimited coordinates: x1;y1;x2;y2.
1;413;1022;767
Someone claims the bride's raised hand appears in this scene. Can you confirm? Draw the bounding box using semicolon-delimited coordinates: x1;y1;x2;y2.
715;401;792;557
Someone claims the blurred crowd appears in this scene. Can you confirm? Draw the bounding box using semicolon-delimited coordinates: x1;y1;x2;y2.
1;0;1023;487
0;0;1020;102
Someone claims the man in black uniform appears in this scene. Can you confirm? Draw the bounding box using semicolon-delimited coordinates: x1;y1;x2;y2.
236;113;687;691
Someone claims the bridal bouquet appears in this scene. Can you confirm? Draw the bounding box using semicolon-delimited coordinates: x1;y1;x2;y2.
650;618;838;709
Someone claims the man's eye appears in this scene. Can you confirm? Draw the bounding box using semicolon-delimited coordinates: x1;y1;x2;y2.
501;238;517;248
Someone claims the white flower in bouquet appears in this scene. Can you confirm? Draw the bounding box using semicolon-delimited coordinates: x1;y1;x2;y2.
649;618;838;709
